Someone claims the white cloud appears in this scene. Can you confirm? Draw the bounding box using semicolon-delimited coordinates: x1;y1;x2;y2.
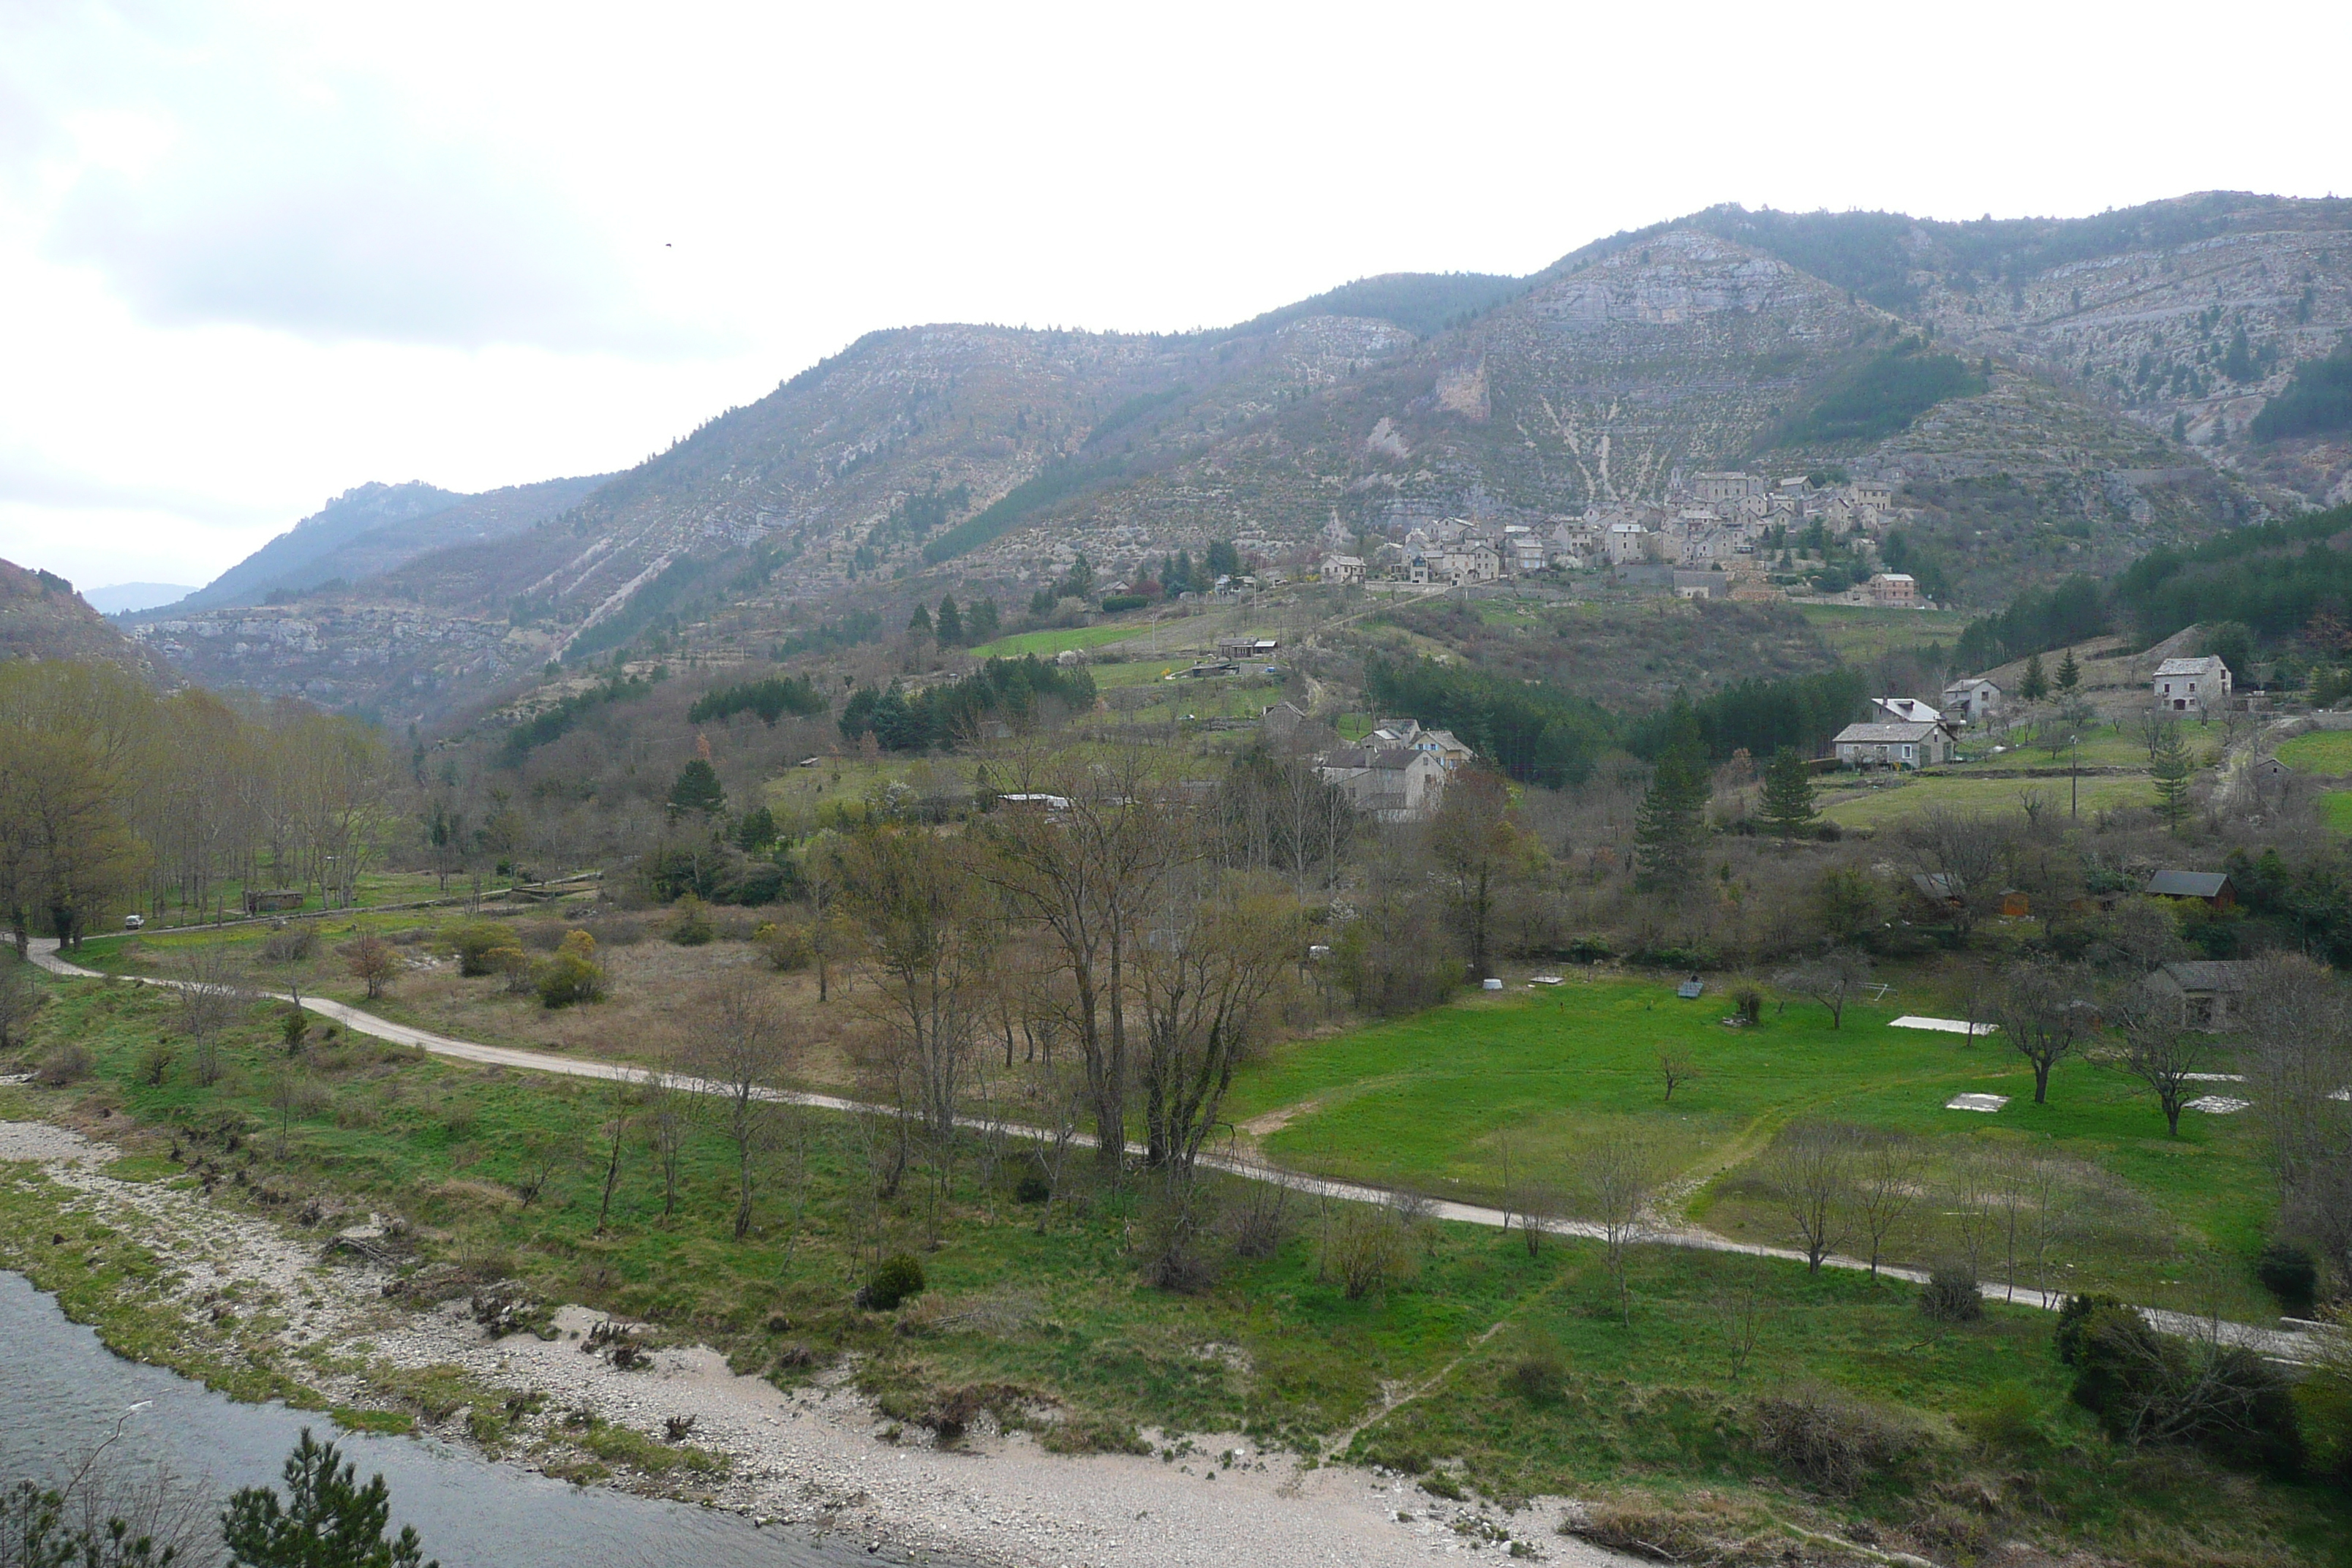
1;0;2347;590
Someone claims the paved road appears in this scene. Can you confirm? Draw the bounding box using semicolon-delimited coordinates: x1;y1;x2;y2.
23;938;2318;1362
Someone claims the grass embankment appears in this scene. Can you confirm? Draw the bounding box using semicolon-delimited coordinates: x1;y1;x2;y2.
1819;772;2155;830
2279;730;2352;774
2;970;2345;1561
1794;605;1972;660
1226;979;2277;1316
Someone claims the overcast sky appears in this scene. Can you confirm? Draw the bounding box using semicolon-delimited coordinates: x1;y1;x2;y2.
2;0;2344;593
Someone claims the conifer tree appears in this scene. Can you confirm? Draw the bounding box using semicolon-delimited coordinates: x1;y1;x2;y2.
224;1429;437;1568
967;598;1000;641
1635;696;1710;892
2056;647;2080;695
2149;721;2193;833
2019;652;2048;702
907;602;933;636
667;758;726;818
934;595;963;645
1760;747;1819;842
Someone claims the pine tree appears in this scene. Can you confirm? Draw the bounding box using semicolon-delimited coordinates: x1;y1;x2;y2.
667;758;725;818
934;594;963;645
1759;747;1819;842
2056;648;2080;695
1635;696;1710;892
907;602;933;636
2149;721;2193;833
2019;652;2048;702
224;1430;437;1568
967;598;1000;641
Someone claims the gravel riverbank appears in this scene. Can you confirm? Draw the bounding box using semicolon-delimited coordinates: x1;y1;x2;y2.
0;1118;1627;1567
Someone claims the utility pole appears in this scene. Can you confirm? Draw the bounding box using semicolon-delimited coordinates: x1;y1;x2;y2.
2070;732;2079;820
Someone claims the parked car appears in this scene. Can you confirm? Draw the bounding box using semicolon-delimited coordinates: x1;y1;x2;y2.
123;913;145;930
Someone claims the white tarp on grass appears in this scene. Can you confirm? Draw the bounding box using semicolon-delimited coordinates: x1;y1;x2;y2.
1946;1093;2009;1112
1893;1015;1997;1037
2186;1095;2253;1115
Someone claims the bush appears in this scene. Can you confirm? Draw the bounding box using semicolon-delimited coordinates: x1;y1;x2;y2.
668;896;715;947
2068;1304;2303;1470
2255;1240;2319;1315
449;920;520;977
1100;594;1148;613
859;1254;927;1311
1316;1205;1418;1301
535;932;606;1009
1013;1172;1051;1205
1509;1348;1566;1403
755;919;813;973
34;1041;91;1086
1920;1261;1983;1323
1730;986;1763;1025
260;924;317;962
1749;1384;1919;1495
2054;1292;2128;1365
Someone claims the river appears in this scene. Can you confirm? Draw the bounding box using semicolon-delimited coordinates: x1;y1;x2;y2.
0;1270;947;1567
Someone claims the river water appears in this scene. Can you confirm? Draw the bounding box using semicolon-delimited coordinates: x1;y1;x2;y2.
0;1270;945;1568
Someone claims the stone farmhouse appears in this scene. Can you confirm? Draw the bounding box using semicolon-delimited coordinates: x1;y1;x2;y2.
1832;719;1954;769
2153;655;2231;714
1312;717;1471;822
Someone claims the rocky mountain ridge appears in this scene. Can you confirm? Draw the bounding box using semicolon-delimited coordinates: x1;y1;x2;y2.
129;192;2352;726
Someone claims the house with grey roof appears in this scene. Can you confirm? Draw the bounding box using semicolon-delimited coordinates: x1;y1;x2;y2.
2148;960;2253;1030
2154;655;2231;714
1833;720;1952;770
1314;745;1449;822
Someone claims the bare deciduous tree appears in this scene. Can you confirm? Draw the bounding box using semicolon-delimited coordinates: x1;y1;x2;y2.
593;1077;632;1236
1763;1121;1858;1272
1773;950;1873;1030
1850;1129;1923;1281
838;826;995;1145
1990;962;2096;1104
1134;870;1297;1183
641;1059;690;1224
979;745;1186;1170
2106;977;2212;1137
1657;1052;1695;1102
690;971;797;1241
1571;1127;1659;1322
2242;954;2352;1282
1896;807;2014;942
173;946;252;1086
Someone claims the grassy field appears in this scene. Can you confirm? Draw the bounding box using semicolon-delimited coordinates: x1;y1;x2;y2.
1795;605;1972;660
4;965;2344;1562
1226;978;2277;1316
968;622;1149;659
2280;730;2352;774
129;869;467;932
1817;771;2156;830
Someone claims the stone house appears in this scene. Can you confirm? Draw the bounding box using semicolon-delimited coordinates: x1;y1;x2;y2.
1319;554;1365;584
1314;745;1450;822
1832;720;1953;769
2147;960;2252;1030
1941;677;2002;723
1864;572;1920;606
2153;655;2231;713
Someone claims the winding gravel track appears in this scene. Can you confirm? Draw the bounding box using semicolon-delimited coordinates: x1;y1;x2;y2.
26;938;2314;1361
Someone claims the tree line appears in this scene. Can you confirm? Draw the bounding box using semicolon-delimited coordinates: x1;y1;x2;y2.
0;660;389;947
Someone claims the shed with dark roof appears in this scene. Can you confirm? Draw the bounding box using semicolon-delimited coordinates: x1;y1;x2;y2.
2144;870;2235;909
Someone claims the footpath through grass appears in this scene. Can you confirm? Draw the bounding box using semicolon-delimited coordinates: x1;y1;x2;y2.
1226;978;2278;1315
1;968;2345;1563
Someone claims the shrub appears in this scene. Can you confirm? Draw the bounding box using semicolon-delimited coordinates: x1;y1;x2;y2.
260;924;317;962
755;919;813;973
2054;1292;2128;1365
2255;1240;2318;1315
449;920;520;977
1013;1172;1051;1205
859;1254;927;1311
1920;1261;1983;1323
536;932;606;1009
1730;986;1763;1025
1100;594;1147;613
1509;1348;1566;1403
492;946;533;995
135;1040;176;1086
34;1041;92;1086
1749;1384;1919;1495
2068;1304;2304;1470
668;896;715;947
1316;1205;1418;1301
